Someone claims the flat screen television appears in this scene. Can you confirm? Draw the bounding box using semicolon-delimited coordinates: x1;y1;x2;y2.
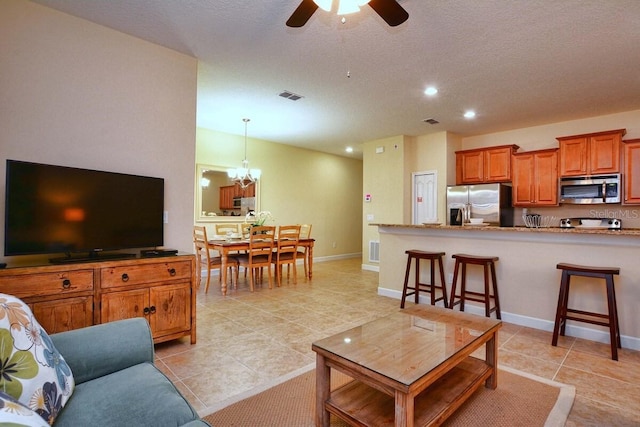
4;160;164;263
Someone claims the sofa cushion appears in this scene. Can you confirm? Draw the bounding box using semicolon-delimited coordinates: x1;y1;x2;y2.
0;294;74;424
54;362;201;427
0;391;49;427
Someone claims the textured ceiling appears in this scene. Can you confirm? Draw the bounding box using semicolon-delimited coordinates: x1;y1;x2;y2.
32;0;640;157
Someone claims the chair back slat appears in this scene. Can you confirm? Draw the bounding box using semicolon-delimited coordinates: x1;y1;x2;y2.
299;224;312;239
276;225;301;255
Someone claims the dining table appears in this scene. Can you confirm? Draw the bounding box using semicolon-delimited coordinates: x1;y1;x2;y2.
207;237;315;295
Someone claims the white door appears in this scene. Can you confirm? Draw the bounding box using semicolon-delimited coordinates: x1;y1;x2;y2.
412;171;437;224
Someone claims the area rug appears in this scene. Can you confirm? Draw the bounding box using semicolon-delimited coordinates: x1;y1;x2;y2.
202;364;574;427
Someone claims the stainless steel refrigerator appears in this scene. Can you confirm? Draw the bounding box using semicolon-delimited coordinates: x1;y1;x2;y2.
446;183;514;226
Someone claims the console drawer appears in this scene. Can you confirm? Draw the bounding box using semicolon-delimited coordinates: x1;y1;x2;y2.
0;270;94;298
100;260;192;289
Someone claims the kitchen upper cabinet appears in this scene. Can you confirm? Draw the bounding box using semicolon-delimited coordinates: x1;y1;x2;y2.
219;185;236;209
557;129;625;176
219;183;256;209
456;145;519;184
512;149;558;206
623;139;640;204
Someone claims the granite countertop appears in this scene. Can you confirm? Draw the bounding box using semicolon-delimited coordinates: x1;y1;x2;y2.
374;223;640;236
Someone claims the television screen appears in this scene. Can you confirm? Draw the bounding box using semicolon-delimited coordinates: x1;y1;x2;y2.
4;160;164;260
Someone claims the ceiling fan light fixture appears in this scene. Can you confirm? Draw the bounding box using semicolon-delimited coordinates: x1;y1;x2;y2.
338;0;371;15
313;0;371;14
313;0;333;12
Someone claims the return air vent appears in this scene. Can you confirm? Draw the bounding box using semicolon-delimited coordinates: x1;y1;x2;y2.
368;240;380;262
279;90;303;101
423;118;439;125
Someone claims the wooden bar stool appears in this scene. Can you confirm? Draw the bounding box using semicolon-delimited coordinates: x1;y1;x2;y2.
552;263;621;360
449;254;501;319
400;250;448;308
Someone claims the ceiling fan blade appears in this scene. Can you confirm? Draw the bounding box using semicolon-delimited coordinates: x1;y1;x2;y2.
286;0;319;27
368;0;409;27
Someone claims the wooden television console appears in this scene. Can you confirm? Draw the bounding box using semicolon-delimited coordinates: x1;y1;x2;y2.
0;254;196;344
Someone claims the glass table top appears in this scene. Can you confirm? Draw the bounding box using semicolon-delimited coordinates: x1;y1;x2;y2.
312;305;502;386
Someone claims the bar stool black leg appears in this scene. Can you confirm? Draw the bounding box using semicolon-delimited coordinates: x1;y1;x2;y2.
552;271;568;347
483;264;490;317
460;263;467;311
449;260;460;310
414;257;421;305
490;261;501;319
429;258;435;305
401;255;412;309
606;275;620;360
438;256;448;307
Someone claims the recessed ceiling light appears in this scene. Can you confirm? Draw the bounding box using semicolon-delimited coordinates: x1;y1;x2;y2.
345;146;353;153
424;86;438;96
464;110;476;119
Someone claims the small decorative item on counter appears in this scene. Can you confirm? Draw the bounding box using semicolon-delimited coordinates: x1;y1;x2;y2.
523;214;556;228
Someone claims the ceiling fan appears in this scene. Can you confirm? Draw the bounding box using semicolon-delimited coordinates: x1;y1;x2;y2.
286;0;409;28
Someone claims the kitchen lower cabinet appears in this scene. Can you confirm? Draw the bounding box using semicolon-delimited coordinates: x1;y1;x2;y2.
624;139;640;204
0;255;196;344
512;149;558;206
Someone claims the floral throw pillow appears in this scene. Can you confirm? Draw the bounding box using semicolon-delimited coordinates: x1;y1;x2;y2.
0;391;49;427
0;294;75;424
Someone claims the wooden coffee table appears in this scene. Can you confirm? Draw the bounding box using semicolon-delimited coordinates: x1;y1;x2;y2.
312;305;502;427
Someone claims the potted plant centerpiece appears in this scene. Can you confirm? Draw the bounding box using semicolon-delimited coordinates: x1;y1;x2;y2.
245;210;274;235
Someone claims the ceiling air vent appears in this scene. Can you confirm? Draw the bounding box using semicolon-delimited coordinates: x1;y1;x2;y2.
423;118;439;125
279;90;303;101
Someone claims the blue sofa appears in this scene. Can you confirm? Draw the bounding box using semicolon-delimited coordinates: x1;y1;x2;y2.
50;318;210;427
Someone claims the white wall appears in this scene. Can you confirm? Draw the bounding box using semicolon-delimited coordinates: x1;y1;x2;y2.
1;0;198;263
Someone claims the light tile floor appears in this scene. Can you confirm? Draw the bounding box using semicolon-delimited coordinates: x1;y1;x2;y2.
154;258;640;426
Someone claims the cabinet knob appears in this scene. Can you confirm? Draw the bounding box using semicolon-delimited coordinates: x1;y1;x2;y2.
149;305;156;314
62;279;71;289
121;273;129;282
168;268;176;276
143;307;150;315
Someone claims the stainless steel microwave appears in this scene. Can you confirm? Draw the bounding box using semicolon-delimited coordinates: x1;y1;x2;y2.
233;197;242;208
559;174;621;204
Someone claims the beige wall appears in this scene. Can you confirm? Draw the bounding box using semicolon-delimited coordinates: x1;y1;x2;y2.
362;136;407;266
362;132;462;268
1;0;198;262
196;128;363;259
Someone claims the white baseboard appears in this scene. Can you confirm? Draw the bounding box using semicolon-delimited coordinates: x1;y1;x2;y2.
378;287;640;352
198;253;363;278
362;263;379;272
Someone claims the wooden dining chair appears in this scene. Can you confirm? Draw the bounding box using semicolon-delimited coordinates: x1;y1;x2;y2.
234;225;276;291
193;226;238;293
214;223;241;237
272;225;301;287
297;224;312;279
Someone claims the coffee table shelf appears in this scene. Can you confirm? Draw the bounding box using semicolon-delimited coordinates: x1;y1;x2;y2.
326;357;491;427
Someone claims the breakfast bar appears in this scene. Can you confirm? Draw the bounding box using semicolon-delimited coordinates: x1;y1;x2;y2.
374;224;640;351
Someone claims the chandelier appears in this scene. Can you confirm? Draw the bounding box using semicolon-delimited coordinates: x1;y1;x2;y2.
227;118;261;189
314;0;371;15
